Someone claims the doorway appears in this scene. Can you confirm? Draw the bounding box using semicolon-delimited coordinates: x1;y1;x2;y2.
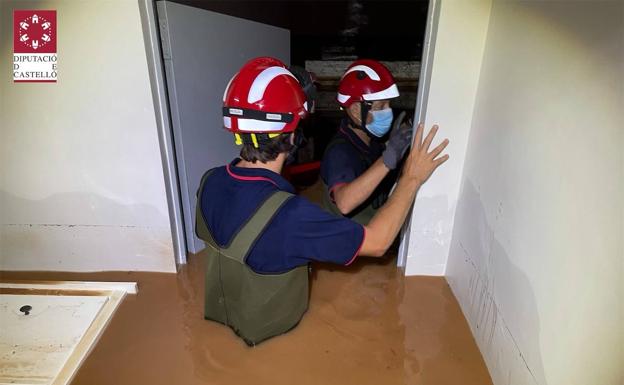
141;0;432;265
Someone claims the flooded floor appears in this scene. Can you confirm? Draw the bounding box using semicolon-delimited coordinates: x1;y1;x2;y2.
2;255;492;385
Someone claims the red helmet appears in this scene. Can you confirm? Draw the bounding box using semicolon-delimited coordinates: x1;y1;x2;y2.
223;57;308;134
337;59;400;108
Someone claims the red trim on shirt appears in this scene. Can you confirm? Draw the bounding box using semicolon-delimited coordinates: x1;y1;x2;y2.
226;164;279;187
345;225;365;266
328;182;348;203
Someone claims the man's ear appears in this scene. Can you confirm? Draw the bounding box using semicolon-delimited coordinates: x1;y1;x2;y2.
346;103;361;125
289;132;295;146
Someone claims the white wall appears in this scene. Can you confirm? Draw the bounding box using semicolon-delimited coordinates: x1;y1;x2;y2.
0;0;176;272
404;0;492;275
446;1;624;384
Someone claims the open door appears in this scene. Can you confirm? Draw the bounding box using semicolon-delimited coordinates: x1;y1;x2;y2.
154;1;291;257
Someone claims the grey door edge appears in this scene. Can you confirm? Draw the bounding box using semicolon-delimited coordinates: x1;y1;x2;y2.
138;0;188;266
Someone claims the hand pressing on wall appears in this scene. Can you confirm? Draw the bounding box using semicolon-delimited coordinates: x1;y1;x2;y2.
360;123;450;257
402;123;449;185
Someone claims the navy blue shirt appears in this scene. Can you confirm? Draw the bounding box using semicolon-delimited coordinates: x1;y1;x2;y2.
199;159;365;274
321;120;397;208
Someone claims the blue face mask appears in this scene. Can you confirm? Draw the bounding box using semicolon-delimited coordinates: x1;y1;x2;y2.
366;108;393;137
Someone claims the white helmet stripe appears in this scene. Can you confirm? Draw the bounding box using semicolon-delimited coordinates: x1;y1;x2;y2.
337;93;350;104
223;116;232;129
223;74;236;102
237;118;287;132
342;65;381;81
247;66;297;104
362;83;400;101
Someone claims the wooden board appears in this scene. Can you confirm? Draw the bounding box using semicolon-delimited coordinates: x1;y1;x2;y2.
0;282;135;385
0;281;138;295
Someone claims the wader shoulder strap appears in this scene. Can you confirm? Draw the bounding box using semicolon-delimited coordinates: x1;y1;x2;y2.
195;168;218;248
224;190;293;263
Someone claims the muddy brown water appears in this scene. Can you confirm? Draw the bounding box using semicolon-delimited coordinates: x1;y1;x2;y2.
2;255;492;385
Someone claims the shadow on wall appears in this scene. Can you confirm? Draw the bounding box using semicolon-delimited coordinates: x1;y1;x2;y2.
0;190;169;226
446;180;547;385
0;190;174;271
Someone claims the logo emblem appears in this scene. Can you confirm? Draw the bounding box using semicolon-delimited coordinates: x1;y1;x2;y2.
13;10;57;83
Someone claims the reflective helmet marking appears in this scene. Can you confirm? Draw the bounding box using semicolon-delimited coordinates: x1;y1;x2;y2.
342;65;381;81
247;66;298;104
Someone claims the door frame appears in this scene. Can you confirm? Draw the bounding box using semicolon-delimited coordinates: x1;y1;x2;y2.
397;0;441;269
139;0;187;265
138;0;441;270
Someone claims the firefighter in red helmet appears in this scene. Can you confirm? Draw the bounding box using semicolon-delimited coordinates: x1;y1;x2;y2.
321;59;414;225
196;57;449;346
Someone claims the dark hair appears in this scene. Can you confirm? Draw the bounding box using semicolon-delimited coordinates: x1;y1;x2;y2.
240;133;293;163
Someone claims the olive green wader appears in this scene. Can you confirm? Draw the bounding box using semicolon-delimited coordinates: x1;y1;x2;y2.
322;136;383;225
196;170;309;346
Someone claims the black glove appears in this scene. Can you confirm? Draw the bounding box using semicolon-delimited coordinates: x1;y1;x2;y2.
288;66;317;113
382;111;413;170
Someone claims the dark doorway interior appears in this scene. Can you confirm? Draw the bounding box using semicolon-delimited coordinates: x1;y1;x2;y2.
170;0;428;63
168;0;428;189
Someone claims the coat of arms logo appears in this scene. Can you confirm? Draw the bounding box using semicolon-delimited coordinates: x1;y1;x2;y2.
13;10;58;83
